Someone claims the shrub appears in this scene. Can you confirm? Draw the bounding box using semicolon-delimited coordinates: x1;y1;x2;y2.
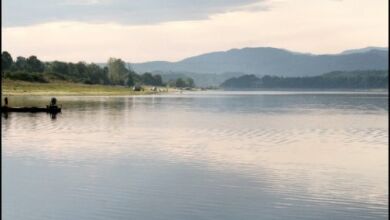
4;71;48;83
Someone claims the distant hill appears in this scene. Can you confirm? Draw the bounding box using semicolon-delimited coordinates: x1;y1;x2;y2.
341;47;388;55
132;47;388;77
220;70;389;89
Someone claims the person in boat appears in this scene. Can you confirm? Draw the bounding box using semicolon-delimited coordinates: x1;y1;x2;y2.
49;97;58;109
47;97;61;113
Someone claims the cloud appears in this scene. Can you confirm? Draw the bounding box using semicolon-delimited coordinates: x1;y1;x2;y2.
2;0;267;27
3;0;387;62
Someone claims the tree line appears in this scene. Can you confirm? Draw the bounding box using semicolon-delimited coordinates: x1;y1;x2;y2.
1;51;195;88
220;70;389;89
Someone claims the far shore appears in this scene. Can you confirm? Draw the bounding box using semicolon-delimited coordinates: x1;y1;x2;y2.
1;79;179;96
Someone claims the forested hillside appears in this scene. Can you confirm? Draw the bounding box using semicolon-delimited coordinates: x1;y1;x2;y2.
220;70;388;89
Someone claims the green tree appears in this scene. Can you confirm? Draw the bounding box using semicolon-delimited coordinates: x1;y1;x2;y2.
107;58;128;85
153;74;163;86
2;51;13;71
127;74;135;86
15;56;27;70
47;61;69;75
130;71;141;85
66;63;81;81
26;56;44;72
185;77;195;88
86;63;110;84
175;78;186;88
141;72;155;85
76;62;88;79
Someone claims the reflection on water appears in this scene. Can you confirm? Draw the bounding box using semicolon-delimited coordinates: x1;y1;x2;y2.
2;91;388;220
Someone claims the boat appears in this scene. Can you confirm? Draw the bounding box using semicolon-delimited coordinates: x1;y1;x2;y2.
1;106;61;113
1;97;62;114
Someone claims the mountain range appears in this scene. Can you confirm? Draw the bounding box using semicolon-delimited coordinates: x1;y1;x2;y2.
132;47;388;78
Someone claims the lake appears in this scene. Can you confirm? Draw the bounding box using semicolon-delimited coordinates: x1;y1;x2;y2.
2;91;388;220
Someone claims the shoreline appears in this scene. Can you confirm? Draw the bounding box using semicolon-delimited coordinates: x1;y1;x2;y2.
1;79;177;96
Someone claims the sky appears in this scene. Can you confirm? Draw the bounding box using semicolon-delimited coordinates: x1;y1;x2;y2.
2;0;388;63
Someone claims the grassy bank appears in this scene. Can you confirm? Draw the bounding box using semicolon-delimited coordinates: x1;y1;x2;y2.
1;79;175;96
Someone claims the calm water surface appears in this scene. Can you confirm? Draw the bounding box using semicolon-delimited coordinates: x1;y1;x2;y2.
2;91;388;220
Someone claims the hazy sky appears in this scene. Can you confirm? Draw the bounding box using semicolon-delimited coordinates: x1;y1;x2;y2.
2;0;388;62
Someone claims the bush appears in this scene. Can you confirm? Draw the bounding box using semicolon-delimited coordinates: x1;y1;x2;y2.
44;72;68;81
4;71;48;83
83;79;94;84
